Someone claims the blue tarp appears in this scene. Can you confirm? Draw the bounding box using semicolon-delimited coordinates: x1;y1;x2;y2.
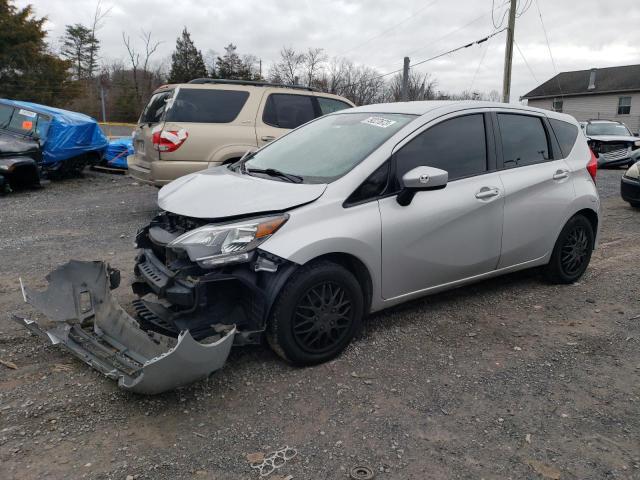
0;99;108;167
104;137;133;169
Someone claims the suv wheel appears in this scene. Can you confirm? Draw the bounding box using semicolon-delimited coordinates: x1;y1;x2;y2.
267;260;363;365
545;215;594;284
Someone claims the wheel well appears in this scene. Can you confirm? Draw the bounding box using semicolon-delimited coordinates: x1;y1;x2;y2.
222;157;241;165
574;208;599;241
305;253;373;315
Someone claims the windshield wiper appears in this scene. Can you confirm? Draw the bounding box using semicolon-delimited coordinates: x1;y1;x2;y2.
247;167;303;183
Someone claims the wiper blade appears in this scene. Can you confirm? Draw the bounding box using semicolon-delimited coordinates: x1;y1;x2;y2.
247;167;303;183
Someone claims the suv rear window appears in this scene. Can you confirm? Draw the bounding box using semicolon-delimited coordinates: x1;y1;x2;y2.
497;114;550;168
140;90;173;124
263;94;317;129
549;118;579;158
165;89;249;123
318;97;352;115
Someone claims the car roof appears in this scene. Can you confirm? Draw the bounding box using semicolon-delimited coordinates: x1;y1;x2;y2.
346;100;576;122
585;119;621;124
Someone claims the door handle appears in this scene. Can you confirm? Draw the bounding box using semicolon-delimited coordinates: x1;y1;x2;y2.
261;135;276;142
475;187;500;200
553;169;570;180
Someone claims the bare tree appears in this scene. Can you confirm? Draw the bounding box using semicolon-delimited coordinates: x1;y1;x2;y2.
88;0;112;78
386;71;437;102
303;48;327;87
122;30;161;107
268;47;305;85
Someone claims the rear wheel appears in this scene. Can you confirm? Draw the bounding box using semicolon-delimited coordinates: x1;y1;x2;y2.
267;260;363;365
544;215;594;284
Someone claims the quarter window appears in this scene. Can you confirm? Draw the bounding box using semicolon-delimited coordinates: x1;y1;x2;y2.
618;96;631;115
394;114;488;185
140;91;173;124
165;89;249;123
263;94;317;129
317;97;352;115
497;114;550;168
549;118;578;158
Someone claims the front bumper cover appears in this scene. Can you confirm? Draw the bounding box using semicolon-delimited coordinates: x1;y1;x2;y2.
14;260;235;395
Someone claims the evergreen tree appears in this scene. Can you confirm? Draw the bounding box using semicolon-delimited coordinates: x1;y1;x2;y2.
0;0;75;105
60;23;100;80
216;44;259;80
168;28;207;83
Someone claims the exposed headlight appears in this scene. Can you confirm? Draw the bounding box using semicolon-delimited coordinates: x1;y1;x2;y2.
167;215;288;268
625;162;640;179
634;140;640;147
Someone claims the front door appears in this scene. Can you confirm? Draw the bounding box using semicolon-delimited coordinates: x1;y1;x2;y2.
379;113;504;299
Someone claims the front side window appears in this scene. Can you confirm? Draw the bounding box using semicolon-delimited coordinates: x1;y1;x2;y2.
317;97;352;115
618;96;631;115
244;112;414;183
394;114;488;185
165;89;249;123
140;90;173;124
552;98;563;112
262;94;316;129
497;114;550;167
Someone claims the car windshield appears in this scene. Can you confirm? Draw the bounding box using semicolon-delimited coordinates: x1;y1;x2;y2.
586;123;631;136
0;103;51;139
243;112;415;183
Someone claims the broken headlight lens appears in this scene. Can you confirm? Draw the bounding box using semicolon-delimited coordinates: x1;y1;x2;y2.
167;215;288;268
625;162;640;179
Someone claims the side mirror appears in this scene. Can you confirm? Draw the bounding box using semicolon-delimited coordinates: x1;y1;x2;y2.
397;166;448;206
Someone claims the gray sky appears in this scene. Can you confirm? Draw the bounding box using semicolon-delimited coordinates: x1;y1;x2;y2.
20;0;640;101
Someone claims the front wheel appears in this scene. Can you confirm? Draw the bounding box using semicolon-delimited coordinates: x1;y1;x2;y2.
544;215;594;284
267;261;363;365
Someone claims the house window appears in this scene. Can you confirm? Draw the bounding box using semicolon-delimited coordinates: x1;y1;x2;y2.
552;98;563;112
618;96;631;115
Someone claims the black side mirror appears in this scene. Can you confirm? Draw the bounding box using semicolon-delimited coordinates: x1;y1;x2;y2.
396;166;448;206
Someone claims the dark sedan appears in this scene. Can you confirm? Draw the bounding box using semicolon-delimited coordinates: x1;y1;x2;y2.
621;161;640;208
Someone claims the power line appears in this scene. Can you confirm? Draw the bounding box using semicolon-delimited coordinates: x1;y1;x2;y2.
492;0;510;29
514;39;539;83
516;0;534;17
469;30;493;92
337;0;441;58
534;0;563;96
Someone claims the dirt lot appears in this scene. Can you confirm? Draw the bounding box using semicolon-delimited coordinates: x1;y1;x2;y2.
1;169;639;480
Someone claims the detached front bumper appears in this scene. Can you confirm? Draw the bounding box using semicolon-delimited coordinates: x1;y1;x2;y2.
14;260;235;395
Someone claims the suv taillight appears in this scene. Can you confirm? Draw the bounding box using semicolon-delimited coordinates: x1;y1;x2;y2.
152;129;188;152
587;149;597;183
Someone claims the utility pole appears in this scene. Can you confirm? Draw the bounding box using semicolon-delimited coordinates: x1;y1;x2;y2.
502;0;518;103
401;57;410;101
100;83;107;123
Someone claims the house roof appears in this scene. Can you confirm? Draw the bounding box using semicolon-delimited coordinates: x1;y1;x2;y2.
521;64;640;99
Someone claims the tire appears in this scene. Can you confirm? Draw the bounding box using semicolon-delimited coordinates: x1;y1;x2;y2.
544;215;594;284
267;260;364;366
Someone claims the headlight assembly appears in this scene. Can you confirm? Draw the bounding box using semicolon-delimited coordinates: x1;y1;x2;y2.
168;214;288;268
625;162;640;180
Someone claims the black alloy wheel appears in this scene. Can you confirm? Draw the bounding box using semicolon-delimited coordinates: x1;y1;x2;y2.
559;224;590;277
291;281;354;354
267;260;364;365
545;214;594;284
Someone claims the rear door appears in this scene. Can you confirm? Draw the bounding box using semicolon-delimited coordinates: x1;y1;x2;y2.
133;89;173;168
378;112;504;299
495;112;575;268
255;92;319;147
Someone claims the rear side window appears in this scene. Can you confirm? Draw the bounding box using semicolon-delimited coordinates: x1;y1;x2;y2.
263;94;316;129
140;91;173;124
165;89;249;123
317;97;352;115
394;114;488;185
497;114;550;167
549;118;579;158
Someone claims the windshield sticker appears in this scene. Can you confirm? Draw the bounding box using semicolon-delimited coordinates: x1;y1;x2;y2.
18;109;37;118
21;120;33;130
361;116;397;128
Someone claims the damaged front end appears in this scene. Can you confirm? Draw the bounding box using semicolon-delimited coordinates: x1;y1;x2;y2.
14;260;235;395
15;212;298;394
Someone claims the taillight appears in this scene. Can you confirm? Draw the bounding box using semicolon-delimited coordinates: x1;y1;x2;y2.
587;149;597;183
152;129;188;152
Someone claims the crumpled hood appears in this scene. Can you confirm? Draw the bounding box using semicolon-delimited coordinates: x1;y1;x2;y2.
587;135;640;143
158;166;327;219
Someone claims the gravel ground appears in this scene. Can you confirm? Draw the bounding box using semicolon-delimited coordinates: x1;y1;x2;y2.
1;168;639;480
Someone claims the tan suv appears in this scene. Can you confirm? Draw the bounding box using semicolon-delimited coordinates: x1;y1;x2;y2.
128;79;355;186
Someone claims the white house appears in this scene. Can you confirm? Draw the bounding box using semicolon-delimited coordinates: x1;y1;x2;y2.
521;64;640;135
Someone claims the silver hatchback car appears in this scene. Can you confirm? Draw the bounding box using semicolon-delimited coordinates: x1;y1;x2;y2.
19;101;600;393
